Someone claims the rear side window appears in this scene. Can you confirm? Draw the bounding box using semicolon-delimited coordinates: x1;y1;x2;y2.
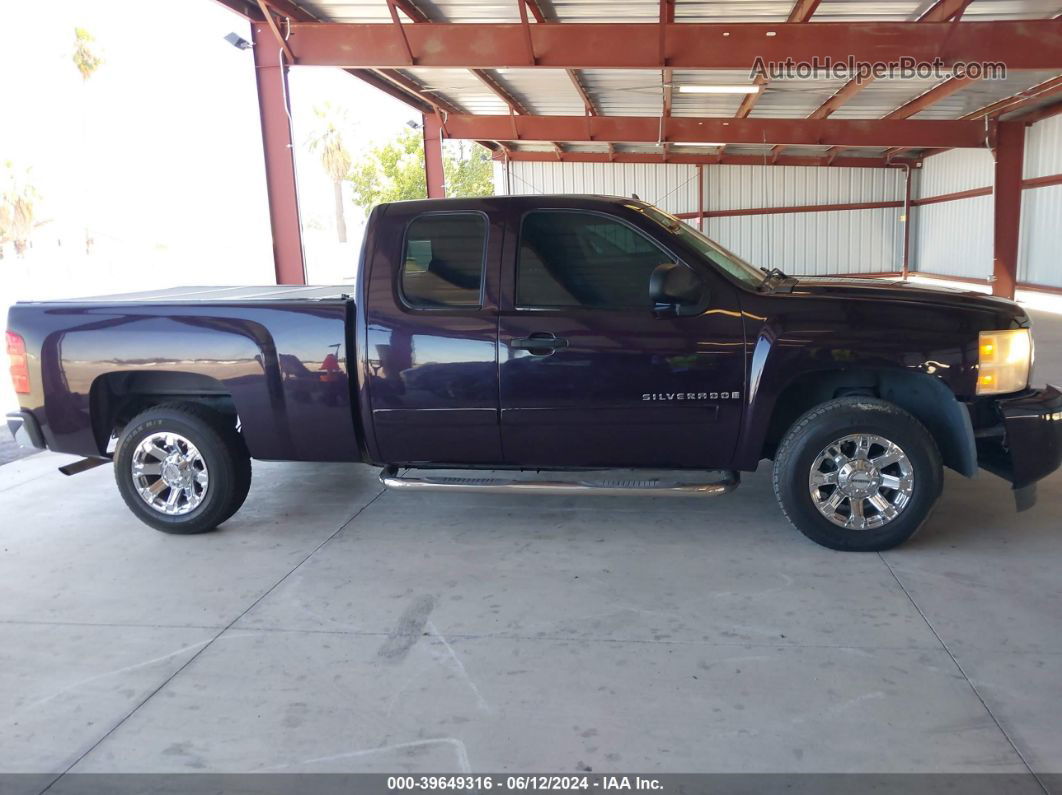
400;213;487;308
517;210;673;310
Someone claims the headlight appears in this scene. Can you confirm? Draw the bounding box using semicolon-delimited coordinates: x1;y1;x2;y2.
977;328;1032;395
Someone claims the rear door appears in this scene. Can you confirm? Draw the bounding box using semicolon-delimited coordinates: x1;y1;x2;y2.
497;204;746;469
364;202;503;464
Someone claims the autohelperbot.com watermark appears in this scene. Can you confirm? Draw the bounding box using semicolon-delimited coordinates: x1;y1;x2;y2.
751;55;1006;83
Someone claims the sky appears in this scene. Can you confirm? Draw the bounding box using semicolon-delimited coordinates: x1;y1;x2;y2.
0;0;426;411
0;0;421;287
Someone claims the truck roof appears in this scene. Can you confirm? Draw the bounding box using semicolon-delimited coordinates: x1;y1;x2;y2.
378;194;641;211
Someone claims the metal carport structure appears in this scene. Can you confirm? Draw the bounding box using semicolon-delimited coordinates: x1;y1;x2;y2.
214;0;1062;298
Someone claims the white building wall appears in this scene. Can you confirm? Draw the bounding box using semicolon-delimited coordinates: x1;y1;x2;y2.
496;161;905;275
910;118;1062;288
496;128;1061;288
1019;115;1062;289
494;161;699;215
912;148;995;280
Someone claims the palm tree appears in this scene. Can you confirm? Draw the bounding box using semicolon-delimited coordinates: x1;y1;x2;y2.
1;162;42;259
72;28;102;81
72;27;102;254
307;104;354;243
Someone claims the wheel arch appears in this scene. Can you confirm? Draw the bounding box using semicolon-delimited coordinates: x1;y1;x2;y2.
89;371;237;454
759;367;977;477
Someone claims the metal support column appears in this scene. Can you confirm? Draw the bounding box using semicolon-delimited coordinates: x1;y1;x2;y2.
252;24;306;285
696;164;705;232
423;113;446;199
992;121;1024;299
901;163;913;279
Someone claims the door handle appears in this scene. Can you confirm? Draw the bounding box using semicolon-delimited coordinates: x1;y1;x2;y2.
510;333;569;355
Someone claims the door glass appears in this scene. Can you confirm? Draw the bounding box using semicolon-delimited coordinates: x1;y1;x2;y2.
401;213;487;308
517;211;673;310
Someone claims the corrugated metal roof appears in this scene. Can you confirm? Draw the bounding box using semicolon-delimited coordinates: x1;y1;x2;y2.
495;68;587;114
910;71;1062;119
291;0;1062;153
300;0;1062;23
578;70;665;116
749;77;851;118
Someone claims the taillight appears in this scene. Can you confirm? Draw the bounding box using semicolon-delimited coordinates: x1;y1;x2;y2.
6;331;30;394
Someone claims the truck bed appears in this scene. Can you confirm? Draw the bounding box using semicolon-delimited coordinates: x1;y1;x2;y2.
7;286;360;464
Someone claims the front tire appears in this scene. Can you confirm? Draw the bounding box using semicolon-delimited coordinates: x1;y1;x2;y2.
114;402;251;534
772;397;942;551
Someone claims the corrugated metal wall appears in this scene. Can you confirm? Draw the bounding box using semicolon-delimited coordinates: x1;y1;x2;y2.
911;118;1062;288
496;161;905;275
1019;115;1062;289
705;165;904;274
707;208;904;275
493;161;699;215
496;121;1061;286
911;149;995;280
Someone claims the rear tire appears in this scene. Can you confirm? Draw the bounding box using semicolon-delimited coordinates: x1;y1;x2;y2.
114;402;251;534
772;397;942;551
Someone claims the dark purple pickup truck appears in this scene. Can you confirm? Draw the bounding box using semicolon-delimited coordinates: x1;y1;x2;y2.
6;195;1061;550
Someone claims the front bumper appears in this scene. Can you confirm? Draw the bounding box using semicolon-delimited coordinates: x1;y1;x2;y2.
6;410;46;451
977;385;1062;510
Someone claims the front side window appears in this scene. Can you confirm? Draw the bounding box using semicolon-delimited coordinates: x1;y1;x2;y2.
631;202;765;290
517;211;674;310
401;213;486;308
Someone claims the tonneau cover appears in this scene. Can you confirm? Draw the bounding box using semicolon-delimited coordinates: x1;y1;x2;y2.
16;285;354;303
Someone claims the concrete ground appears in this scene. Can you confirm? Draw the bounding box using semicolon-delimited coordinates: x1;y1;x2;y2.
0;311;1059;785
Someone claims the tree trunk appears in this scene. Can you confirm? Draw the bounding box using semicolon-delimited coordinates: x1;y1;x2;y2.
333;179;347;244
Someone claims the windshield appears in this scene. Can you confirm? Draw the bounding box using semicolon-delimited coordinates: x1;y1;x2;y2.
629;203;766;289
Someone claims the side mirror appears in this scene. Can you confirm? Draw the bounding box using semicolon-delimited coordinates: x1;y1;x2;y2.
649;262;707;317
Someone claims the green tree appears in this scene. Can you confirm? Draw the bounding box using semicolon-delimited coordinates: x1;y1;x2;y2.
307;103;354;243
72;27;103;81
444;140;494;199
348;127;494;216
72;27;103;255
0;162;42;259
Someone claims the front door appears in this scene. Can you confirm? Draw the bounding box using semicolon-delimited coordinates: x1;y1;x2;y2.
498;208;746;469
364;203;503;464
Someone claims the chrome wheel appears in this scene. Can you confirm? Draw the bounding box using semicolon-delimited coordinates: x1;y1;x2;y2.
131;432;209;516
809;433;914;530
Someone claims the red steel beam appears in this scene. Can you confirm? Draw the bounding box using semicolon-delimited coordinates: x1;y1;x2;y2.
212;0;462;116
423;113;446;198
826;76;977;159
1013;99;1062;124
661;0;675;135
567;69;599;115
391;0;430;22
442;114;988;148
912;186;994;205
918;0;974;22
773;0;977;158
251;24;306;285
886;75;1062;159
965;75;1062;120
992;121;1024;299
275;21;1062;70
495;150;914;168
732;0;821;121
521;0;547;24
470;69;530;115
676;198;906;219
255;0;296;62
769;78;874;158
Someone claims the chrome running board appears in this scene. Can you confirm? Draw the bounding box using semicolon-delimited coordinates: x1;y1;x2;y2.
379;466;739;497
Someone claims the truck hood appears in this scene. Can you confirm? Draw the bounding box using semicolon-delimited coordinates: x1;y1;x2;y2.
789;276;1024;317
